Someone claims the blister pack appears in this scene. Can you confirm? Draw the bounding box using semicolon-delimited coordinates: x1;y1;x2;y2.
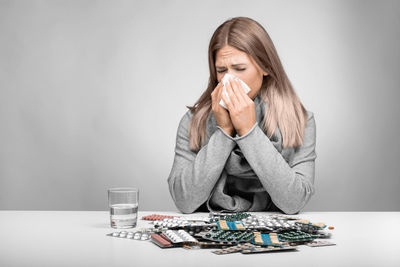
107;230;152;241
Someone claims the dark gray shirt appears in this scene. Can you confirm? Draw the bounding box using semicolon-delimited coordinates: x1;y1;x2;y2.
167;94;317;214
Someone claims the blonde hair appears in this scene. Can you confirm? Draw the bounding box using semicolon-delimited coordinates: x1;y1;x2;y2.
187;17;307;151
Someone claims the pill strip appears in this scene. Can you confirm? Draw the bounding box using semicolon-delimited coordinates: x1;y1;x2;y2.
107;231;151;241
162;230;198;243
306;240;336;247
152;218;211;228
212;243;255;255
295;220;326;229
278;230;316;242
198;230;254;243
217;220;246;231
142;214;178;221
151;233;174;248
251;232;282;247
242;215;295;230
241;245;298;254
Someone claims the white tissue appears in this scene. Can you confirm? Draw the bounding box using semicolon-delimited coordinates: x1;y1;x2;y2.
219;73;251;109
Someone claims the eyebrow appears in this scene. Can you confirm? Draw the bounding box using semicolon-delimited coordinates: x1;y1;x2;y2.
215;63;247;68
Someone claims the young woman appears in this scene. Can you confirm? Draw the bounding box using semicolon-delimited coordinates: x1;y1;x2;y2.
167;17;317;215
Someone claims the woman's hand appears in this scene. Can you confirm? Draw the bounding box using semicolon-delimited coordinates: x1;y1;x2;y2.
211;82;235;136
221;78;256;136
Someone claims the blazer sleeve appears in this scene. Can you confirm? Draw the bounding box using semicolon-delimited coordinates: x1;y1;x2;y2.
167;111;236;213
230;111;317;215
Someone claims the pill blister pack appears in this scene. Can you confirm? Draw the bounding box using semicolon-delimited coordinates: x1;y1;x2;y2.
212;243;299;255
151;233;174;248
183;216;211;222
217;220;246;230
209;212;251;223
162;230;198;243
241;245;298;254
142;214;178;221
252;232;283;247
212;243;255;255
305;240;336;247
313;230;332;239
278;230;316;243
107;230;152;241
294;220;327;233
271;214;301;221
151;218;212;228
197;229;254;243
150;230;198;248
241;215;296;231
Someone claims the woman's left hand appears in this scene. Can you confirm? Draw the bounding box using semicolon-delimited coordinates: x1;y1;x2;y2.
221;78;257;136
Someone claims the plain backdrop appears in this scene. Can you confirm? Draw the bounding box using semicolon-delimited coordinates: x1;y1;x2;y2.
0;0;399;212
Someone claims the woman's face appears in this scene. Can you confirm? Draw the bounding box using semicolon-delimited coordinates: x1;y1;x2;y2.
215;45;268;100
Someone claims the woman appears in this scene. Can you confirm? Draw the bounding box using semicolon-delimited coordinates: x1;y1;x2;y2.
167;17;317;215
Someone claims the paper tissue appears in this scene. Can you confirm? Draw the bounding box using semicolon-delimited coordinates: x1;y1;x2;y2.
219;73;251;109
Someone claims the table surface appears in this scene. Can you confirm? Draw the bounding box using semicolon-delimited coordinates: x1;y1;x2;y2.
0;211;399;267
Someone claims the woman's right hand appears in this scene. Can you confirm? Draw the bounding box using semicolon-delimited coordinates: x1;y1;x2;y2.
211;82;234;136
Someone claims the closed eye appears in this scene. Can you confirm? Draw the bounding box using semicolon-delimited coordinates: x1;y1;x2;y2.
217;68;246;73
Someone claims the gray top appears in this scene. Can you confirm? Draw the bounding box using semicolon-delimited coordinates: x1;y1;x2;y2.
167;94;317;215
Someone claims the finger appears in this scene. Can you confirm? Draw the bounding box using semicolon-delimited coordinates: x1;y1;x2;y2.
215;83;227;110
239;79;251;100
217;82;224;102
231;79;246;104
235;79;252;104
225;79;238;109
212;82;222;101
221;86;234;111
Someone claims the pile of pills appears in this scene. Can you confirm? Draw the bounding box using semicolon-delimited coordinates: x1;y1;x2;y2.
106;212;335;255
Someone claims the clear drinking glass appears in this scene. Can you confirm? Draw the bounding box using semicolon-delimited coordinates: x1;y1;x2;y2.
108;187;139;228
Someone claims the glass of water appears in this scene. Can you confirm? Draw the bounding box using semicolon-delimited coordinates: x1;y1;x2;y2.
108;187;139;229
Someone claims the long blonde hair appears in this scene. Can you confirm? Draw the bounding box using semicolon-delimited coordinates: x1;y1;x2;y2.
187;17;307;152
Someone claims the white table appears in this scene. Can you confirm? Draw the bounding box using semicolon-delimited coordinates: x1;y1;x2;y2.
0;211;399;267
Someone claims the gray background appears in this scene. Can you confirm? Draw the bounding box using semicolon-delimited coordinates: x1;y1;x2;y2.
0;0;399;212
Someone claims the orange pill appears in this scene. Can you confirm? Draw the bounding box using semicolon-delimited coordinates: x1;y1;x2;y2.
328;226;335;230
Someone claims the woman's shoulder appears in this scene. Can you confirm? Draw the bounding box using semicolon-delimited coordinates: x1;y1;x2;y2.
179;109;194;124
305;109;316;129
303;109;316;144
305;109;315;121
176;109;195;133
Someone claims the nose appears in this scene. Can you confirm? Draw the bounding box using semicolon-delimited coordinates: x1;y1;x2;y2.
223;71;235;78
226;69;234;76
